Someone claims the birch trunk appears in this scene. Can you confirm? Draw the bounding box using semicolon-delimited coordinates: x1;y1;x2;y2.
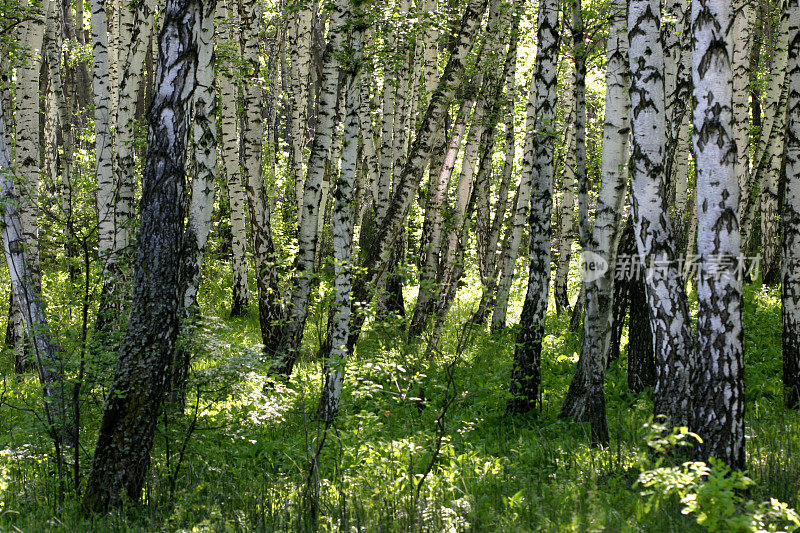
318;23;363;422
289;5;313;219
560;0;630;439
627;0;693;428
82;0;198;510
216;0;249;316
554;74;576;315
240;0;283;357
92;0;114;276
272;0;349;378
783;1;800;409
760;4;793;284
344;0;488;351
690;0;745;470
506;0;558;415
0;98;71;449
409;99;470;336
491;75;536;332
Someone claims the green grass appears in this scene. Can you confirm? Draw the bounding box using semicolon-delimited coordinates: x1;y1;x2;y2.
0;257;798;532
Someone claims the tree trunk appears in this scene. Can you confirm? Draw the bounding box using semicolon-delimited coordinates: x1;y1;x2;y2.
0;97;71;449
318;20;363;422
343;0;489;352
784;1;800;409
82;0;199;510
628;0;693;428
217;0;249;316
560;0;629;440
271;0;349;378
241;0;283;357
690;0;745;470
173;0;217;395
627;264;655;393
492;75;537;332
506;0;558;415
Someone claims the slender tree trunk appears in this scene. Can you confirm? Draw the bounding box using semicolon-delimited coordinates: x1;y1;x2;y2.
410;100;470;336
761;3;793;284
217;0;249;316
289;4;313;218
343;0;488;351
92;0;113;278
506;0;558;415
492;76;537;332
628;0;693;428
783;1;800;409
318;20;363;422
82;0;199;511
560;0;629;440
0;97;71;449
690;0;745;470
554;74;576;316
241;0;283;357
271;0;348;378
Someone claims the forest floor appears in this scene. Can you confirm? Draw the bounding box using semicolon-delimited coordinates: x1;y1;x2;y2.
1;257;799;531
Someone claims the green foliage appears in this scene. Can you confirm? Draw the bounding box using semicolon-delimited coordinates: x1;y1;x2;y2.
637;422;800;533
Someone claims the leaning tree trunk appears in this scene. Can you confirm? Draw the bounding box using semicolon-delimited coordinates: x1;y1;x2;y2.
783;4;800;409
318;21;364;422
409;99;470;337
173;0;217;396
0;98;71;449
627;0;693;428
342;0;489;351
690;0;745;470
560;0;629;442
82;0;200;511
506;0;558;415
491;75;537;332
271;0;349;378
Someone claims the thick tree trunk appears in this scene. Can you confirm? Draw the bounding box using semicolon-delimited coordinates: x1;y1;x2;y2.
506;0;558;415
82;0;199;511
690;0;745;470
628;0;693;428
172;0;217;396
784;1;800;409
627;265;655;393
560;0;629;441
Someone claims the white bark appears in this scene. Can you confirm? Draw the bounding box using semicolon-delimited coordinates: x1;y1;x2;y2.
691;0;745;470
0;97;70;447
561;0;630;426
216;0;249;316
627;0;693;427
272;0;349;377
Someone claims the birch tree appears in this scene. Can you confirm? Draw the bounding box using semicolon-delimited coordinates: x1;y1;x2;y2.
0;98;71;449
560;0;630;440
216;0;249;316
784;0;800;409
83;0;200;509
318;15;364;421
272;0;350;378
627;0;693;427
507;0;558;414
241;0;283;355
690;0;745;470
342;0;488;351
